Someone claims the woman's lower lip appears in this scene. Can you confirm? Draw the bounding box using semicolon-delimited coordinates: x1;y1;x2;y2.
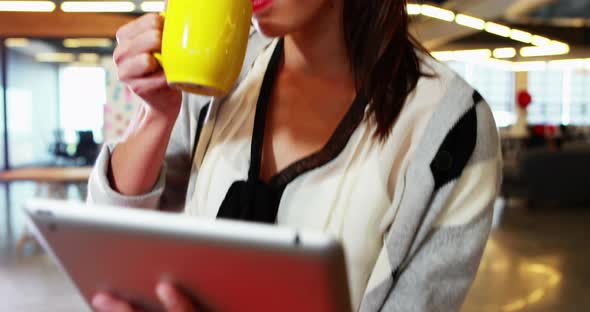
252;0;272;13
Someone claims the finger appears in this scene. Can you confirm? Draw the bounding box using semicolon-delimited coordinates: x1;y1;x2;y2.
127;70;169;98
92;292;135;312
156;283;194;312
117;53;159;81
116;13;163;43
114;29;162;65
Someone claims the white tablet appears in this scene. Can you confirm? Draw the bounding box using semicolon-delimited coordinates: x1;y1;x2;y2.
24;199;351;312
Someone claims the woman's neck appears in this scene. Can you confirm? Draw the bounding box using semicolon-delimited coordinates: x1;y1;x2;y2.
283;3;353;86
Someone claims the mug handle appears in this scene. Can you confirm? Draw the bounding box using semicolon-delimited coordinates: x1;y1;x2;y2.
152;11;166;64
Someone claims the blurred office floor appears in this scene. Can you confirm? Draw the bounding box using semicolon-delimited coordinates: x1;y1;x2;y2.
0;182;90;311
463;200;590;312
1;198;589;311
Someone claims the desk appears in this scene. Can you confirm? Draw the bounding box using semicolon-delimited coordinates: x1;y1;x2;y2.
0;167;93;255
0;167;93;183
0;166;93;199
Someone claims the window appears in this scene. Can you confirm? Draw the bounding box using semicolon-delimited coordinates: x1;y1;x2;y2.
59;66;106;144
569;70;590;125
6;48;60;167
469;65;515;114
446;61;516;127
527;70;564;125
0;41;6;248
6;89;34;163
0;42;5;170
446;61;467;78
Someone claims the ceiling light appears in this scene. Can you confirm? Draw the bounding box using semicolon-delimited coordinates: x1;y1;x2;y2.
5;38;30;48
63;38;113;48
510;29;533;44
455;14;485;30
431;51;456;61
407;3;572;59
61;1;136;12
0;1;55;12
551;41;570;50
432;49;491;61
35;53;75;63
140;1;164;12
459;57;513;70
512;61;547;72
79;53;100;63
520;42;570;57
485;22;511;37
420;4;455;22
531;35;551;47
407;3;420;15
452;49;492;60
493;48;517;59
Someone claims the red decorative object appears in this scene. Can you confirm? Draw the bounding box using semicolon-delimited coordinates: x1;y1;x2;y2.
532;124;558;137
517;90;532;109
532;125;545;136
546;125;558;137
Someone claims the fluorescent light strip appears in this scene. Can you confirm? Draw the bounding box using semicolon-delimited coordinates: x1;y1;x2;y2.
407;3;421;15
441;57;590;72
552;41;570;50
141;1;164;12
510;29;533;44
432;49;491;61
442;58;590;72
36;53;75;63
493;48;517;59
407;3;571;58
520;43;570;57
431;51;456;61
485;22;512;37
79;53;100;63
452;49;492;60
420;4;455;22
531;35;551;47
431;51;455;61
5;38;30;47
452;56;513;69
63;38;113;48
0;1;55;12
61;1;136;12
455;14;485;30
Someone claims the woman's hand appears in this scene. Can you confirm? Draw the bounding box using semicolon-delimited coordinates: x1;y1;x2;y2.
92;282;195;312
108;13;185;196
114;13;182;120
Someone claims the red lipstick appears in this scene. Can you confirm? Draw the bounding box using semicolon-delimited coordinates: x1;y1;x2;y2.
252;0;272;14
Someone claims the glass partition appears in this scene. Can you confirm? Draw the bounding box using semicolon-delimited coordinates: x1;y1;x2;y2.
0;37;114;248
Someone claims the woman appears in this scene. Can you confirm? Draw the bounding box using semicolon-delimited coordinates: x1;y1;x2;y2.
89;0;502;311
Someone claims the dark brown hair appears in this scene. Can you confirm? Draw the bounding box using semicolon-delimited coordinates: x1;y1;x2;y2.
343;0;427;140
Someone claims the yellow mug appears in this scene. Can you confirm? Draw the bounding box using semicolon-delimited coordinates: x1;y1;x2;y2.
154;0;253;96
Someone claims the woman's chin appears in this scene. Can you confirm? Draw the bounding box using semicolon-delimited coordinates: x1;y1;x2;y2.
252;18;289;38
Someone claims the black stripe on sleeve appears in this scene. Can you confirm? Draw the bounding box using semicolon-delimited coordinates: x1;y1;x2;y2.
430;91;479;191
472;90;483;105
